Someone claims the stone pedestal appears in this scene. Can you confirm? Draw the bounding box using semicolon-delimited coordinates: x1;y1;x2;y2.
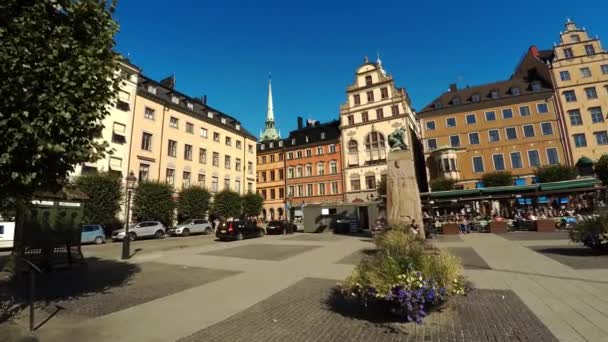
387;150;422;232
489;221;508;234
442;223;459;235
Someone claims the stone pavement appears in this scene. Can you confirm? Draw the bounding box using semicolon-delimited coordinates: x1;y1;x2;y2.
3;231;607;341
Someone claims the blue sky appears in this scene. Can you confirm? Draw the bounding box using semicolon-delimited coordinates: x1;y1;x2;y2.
114;0;608;137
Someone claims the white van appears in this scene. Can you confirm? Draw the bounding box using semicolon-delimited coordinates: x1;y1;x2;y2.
0;221;15;249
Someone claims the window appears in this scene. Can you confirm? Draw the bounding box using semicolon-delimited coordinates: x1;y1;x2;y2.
212;152;219;166
248;161;253;174
306;184;313;196
186;122;194;134
144;107;155;120
546;148;559;164
168;140;177;157
564;48;574;59
248;182;253;192
426;121;436;131
235;180;241;193
184;144;192;160
200;128;208;138
329;144;336;153
471;94;481;102
563;90;577;102
211;177;219;192
485;111;496;121
318;183;326;195
427;139;437;150
224;178;230;191
225;137;232;146
317;162;325;175
248;144;254;154
306;149;312;157
288;186;294;197
541;122;553;135
446;117;456;127
351;178;361;191
321;132;326;140
353;94;360;105
166;169;175;185
466;114;476;124
531;82;541;92
171;95;179;104
348;140;359;165
590;107;604;123
279;188;284;198
573;134;587;147
510;152;522;169
296;150;302;159
560;71;571;81
279;169;284;180
365;176;376;189
365;75;372;86
568;110;583;126
505;127;517;140
169;117;179;128
580;67;592;78
261;156;266;164
183;171;191;188
297;185;303;197
347;115;354;126
287;152;293;160
306;164;313;176
585;44;596;55
139;164;149;181
330;161;338;174
537;103;549;113
472;156;484;173
297;166;303;177
452;97;461;104
376;108;384;120
213;132;220;142
449;135;460;147
236;140;242;149
595;131;608;145
225;155;231;169
492;154;505;171
198;174;205;186
585;87;599;100
331;181;339;194
317;146;324;155
111;122;127;144
366;91;374;102
488;129;500;142
270;154;275;163
361;111;369;122
528;150;540;167
571;34;580;42
366;132;386;160
519;106;530;116
381;87;388;99
490;90;499;99
511;87;520;96
391;105;399;116
279;153;283;161
602;64;608;75
141;133;152;151
502;108;513;119
287;167;294;179
468;132;479;145
236;158;241;171
523;125;535;138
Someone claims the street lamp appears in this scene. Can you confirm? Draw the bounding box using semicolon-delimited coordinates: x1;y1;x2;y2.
121;171;137;260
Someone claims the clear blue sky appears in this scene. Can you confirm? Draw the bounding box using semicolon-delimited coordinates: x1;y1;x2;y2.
113;0;608;137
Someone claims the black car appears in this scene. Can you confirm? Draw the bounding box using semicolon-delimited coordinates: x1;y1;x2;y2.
265;220;297;235
216;220;265;241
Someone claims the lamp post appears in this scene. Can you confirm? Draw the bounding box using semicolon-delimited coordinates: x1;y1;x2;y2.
121;171;137;260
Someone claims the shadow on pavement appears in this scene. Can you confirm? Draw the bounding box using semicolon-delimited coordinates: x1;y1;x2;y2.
534;246;607;257
324;287;402;324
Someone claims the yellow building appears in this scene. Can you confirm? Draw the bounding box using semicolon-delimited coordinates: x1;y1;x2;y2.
256;140;286;220
550;20;608;164
128;75;257;194
419;48;567;189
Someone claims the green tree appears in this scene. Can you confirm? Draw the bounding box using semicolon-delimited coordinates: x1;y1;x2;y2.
0;1;120;265
481;171;513;187
241;192;263;217
75;172;122;228
429;177;456;191
535;165;577;183
212;190;242;218
132;181;175;227
177;186;211;221
377;177;387;198
594;155;608;185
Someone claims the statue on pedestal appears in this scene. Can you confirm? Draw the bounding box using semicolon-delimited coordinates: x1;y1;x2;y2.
388;126;409;151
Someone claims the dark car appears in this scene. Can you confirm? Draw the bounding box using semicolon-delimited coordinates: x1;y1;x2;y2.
216;220;265;241
265;220;297;235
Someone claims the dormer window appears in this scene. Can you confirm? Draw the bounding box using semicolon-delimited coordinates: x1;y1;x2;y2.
365;75;372;86
571;34;580;43
207;112;214;119
171;95;179;104
187;102;194;110
471;94;481;102
260;144;265;150
321;132;326;139
221;117;227;124
235;124;240;131
291;138;296;145
531;81;541;92
452;97;461;105
434;101;442;109
490;90;500;99
279;140;283;147
147;85;157;94
511;87;521;96
269;142;274;148
305;136;309;143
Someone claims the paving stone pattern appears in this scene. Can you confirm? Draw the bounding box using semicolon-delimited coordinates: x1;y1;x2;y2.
179;278;557;342
335;249;377;265
200;244;320;261
282;234;345;242
498;231;569;241
528;245;608;269
447;247;492;270
433;234;463;242
16;260;238;318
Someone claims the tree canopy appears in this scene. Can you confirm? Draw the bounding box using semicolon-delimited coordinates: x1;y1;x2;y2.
75;171;122;228
241;192;263;217
429;177;456;192
177;186;211;220
132;181;175;227
481;171;513;187
535;165;577;183
594;155;608;185
212;190;242;218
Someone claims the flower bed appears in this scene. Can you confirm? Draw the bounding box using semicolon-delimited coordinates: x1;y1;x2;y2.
337;227;471;324
570;214;608;251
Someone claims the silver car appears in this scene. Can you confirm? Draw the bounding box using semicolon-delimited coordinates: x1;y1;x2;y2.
170;219;213;237
112;221;166;241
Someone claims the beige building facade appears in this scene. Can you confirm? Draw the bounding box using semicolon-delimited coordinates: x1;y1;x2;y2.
256;140;286;220
339;57;419;202
128;76;257;194
550;20;608;164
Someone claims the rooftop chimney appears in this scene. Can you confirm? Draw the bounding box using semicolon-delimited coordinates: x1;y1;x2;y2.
297;116;303;130
202;95;207;105
449;83;458;92
529;45;539;57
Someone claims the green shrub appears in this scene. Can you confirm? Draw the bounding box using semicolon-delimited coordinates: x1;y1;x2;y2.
75;172;122;227
594;155;608;185
212;189;242;218
177;186;211;220
241;192;263;217
429;177;456;191
419;250;465;294
132;181;175;227
570;214;608;251
535;165;577;183
481;171;513;187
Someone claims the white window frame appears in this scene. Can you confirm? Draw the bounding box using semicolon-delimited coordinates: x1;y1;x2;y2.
527;149;541;167
505;126;518;140
501;108;513;119
523;124;535;138
449;135;460;147
491;153;506;171
445;117;457;128
485;111;496;121
545;148;560;165
540;122;553;136
536;103;549;114
425;120;436;131
468;132;480;145
465;113;476;125
488;129;500;143
510;151;523;169
472;156;484;173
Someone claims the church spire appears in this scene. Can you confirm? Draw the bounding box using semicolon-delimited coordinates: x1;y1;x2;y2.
260;73;281;142
267;73;274;122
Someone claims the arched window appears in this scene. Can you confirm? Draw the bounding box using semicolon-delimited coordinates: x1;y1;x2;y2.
296;166;303;178
269;208;275;220
330;161;338;174
305;164;313;176
317;162;325;175
262;208;267;219
287;167;294;179
365;132;386;161
348;140;359;166
278;207;284;220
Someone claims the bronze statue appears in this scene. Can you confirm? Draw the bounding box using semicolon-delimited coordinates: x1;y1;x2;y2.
388;126;408;151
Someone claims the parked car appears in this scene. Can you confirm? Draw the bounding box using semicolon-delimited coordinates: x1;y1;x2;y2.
81;224;106;244
169;219;213;236
112;221;166;241
266;220;297;235
216;220;264;241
